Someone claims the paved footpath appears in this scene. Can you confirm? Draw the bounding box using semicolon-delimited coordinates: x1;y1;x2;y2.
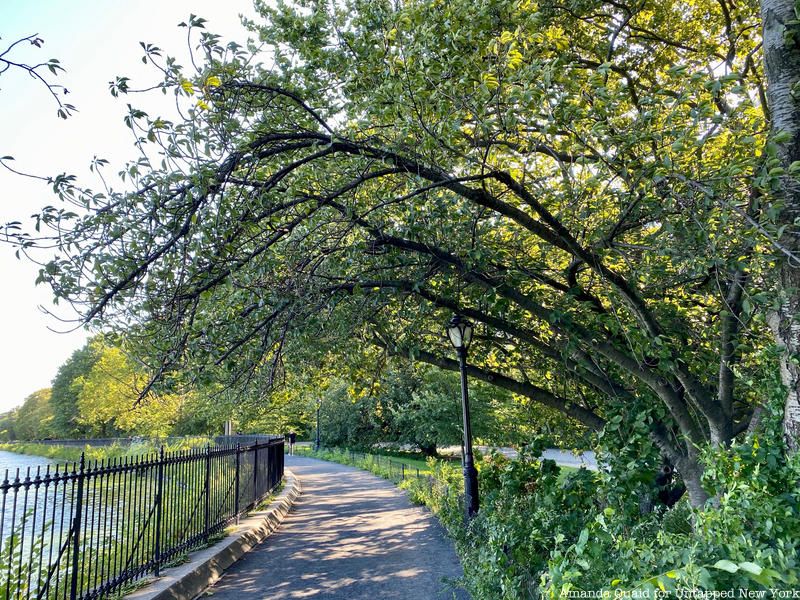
203;456;470;600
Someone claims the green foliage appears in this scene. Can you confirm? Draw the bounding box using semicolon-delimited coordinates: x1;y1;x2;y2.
405;459;468;532
0;389;57;442
0;516;48;600
6;336;318;442
387;366;495;454
300;446;434;480
0;34;75;124
73;340;185;437
408;396;800;598
11;336;192;440
316;380;381;447
313;362;540;454
15;0;780;507
0;436;212;462
12;389;55;440
0;410;16;441
406;452;599;598
50;339;102;437
5;4;799;595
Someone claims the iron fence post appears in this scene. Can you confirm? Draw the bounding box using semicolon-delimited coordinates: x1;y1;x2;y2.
279;440;284;484
204;445;211;541
253;443;259;503
234;445;241;524
69;453;86;600
268;442;274;494
154;446;165;576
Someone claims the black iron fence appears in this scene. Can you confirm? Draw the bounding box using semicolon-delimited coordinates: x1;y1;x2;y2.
0;438;284;600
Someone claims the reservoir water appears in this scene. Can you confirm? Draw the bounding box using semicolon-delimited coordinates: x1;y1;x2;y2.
0;449;55;476
0;450;66;546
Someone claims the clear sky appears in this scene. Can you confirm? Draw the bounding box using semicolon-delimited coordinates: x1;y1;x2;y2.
0;0;259;412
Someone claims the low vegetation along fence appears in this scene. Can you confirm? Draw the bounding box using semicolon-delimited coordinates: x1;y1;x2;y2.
25;435;279;448
345;449;425;481
301;447;428;483
0;438;284;600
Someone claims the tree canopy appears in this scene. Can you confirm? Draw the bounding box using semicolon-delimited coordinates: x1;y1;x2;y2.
9;388;55;441
7;0;799;505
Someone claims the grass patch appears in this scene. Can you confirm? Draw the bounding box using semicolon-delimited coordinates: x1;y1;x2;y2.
296;446;435;480
0;441;141;462
296;445;579;486
254;481;284;511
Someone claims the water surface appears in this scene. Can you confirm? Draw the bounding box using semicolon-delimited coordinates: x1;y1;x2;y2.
0;450;55;477
0;450;65;545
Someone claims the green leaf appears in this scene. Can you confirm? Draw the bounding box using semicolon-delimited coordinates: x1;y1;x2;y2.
773;130;793;143
575;528;589;553
712;560;739;573
737;562;762;576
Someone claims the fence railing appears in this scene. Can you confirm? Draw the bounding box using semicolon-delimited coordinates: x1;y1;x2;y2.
0;438;284;600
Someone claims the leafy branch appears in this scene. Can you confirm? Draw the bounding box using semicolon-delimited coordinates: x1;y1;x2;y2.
0;33;76;119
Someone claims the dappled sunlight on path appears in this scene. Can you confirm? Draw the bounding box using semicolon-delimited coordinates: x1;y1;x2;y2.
203;457;469;600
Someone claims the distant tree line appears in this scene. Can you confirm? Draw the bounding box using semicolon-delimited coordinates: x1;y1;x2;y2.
0;335;309;441
0;334;579;450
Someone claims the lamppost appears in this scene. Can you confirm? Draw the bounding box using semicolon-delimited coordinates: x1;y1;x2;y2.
315;399;321;451
446;314;479;518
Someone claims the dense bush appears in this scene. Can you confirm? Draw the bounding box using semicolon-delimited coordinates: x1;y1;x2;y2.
406;401;800;598
316;363;591;454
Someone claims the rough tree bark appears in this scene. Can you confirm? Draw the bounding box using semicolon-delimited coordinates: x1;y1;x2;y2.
761;0;800;449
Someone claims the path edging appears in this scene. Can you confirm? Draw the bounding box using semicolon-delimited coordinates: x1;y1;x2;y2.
127;468;302;600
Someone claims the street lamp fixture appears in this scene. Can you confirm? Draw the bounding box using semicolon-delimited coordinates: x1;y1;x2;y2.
446;314;479;518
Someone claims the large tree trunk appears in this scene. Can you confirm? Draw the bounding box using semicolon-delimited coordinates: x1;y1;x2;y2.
761;0;800;449
418;443;438;458
770;280;800;449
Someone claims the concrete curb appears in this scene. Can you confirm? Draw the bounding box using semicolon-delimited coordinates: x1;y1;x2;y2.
127;469;302;600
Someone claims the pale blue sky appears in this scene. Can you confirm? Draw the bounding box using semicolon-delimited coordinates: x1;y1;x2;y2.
0;0;258;412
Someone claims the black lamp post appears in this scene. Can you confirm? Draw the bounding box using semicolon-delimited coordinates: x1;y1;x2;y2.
446;314;479;518
315;399;321;452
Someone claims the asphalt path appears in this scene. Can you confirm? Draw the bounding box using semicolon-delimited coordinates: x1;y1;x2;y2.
202;456;469;600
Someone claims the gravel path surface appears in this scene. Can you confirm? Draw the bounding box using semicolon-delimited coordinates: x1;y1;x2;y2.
202;456;469;600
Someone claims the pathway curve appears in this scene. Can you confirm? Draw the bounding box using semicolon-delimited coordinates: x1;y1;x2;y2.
203;456;469;600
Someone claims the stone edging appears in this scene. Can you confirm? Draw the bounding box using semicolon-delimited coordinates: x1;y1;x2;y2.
127;468;302;600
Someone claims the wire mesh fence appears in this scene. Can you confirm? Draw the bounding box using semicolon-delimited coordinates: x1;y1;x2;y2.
0;438;284;600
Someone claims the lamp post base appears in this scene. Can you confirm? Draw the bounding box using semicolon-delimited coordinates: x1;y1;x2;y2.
463;460;479;518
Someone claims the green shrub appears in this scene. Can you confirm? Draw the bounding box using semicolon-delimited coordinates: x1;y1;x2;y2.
411;416;800;598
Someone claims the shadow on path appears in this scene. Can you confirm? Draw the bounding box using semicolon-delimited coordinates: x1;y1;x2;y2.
202;456;469;600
